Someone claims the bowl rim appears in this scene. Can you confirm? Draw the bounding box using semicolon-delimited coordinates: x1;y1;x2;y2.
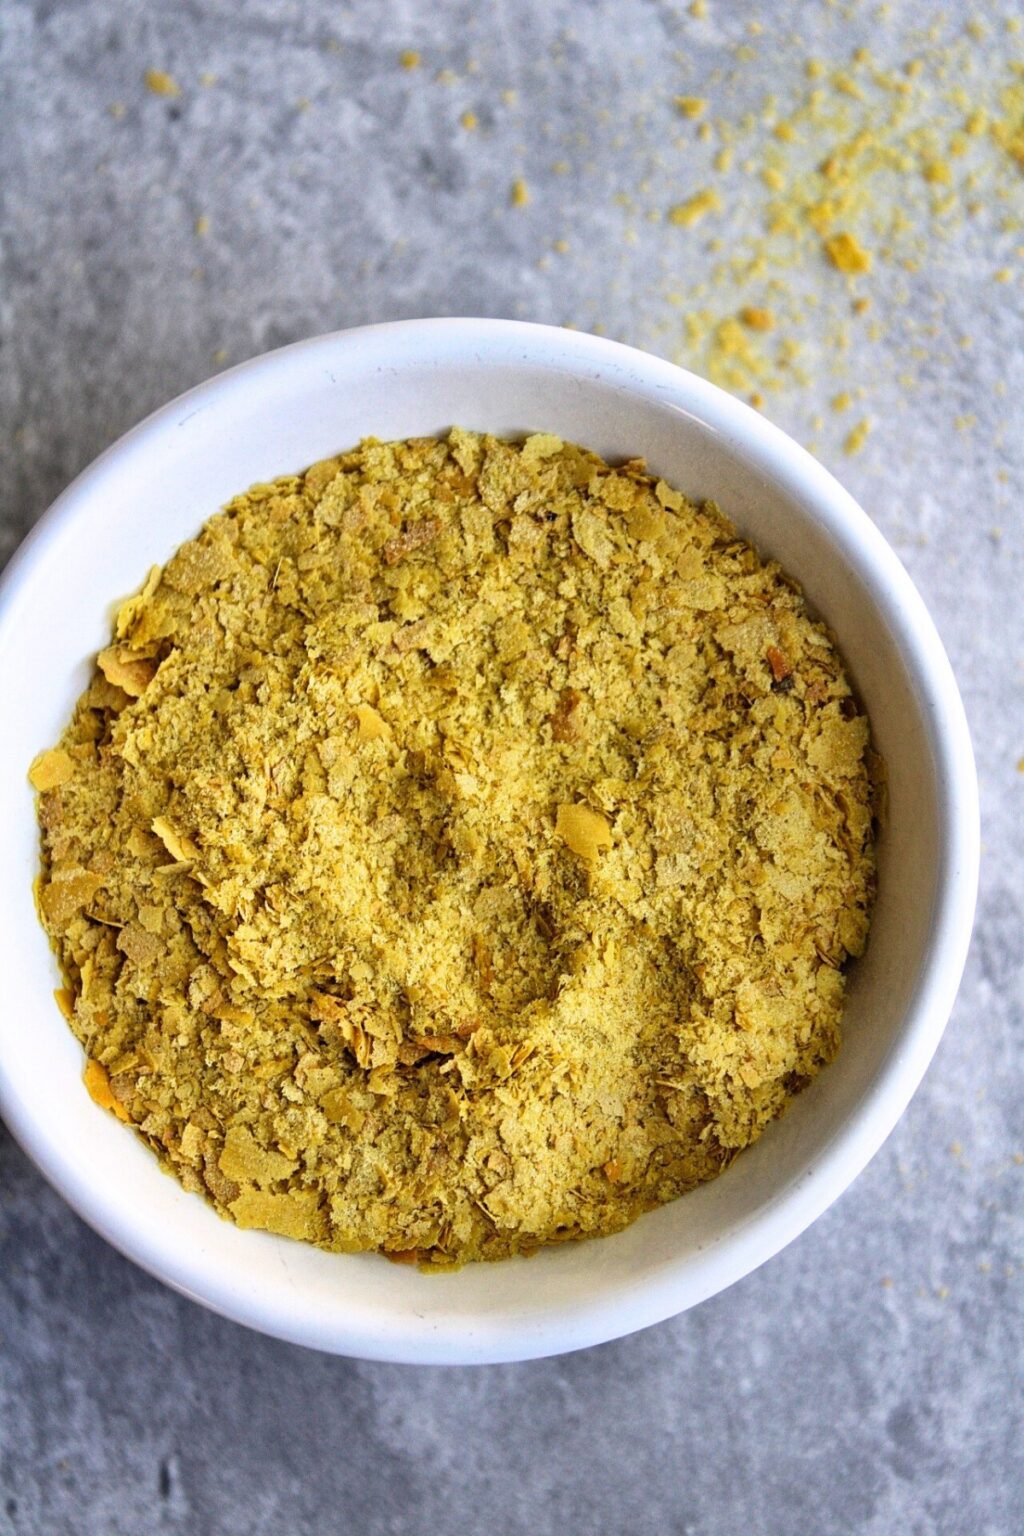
0;318;979;1363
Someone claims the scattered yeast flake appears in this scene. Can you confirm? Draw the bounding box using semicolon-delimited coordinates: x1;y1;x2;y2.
844;418;872;455
144;69;180;98
824;232;873;274
668;188;722;226
740;306;775;331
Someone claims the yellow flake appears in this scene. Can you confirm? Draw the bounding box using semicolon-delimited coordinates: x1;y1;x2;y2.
353;703;389;741
824;232;873;274
28;748;75;791
97;645;156;696
151;817;200;863
555;803;613;862
84;1060;131;1122
740;306;774;331
40;868;104;925
230;1187;321;1241
144;69;180;98
844;419;871;455
668;188;721;227
219;1125;298;1186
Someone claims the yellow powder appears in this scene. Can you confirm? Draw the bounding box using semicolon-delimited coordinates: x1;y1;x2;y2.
510;177;530;207
33;431;877;1267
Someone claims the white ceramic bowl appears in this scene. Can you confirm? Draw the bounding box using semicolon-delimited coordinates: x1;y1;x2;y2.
0;320;978;1364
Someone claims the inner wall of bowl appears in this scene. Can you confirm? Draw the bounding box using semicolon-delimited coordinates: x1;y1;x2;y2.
0;330;938;1354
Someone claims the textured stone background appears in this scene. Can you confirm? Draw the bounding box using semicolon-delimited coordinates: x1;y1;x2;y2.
1;2;1022;1532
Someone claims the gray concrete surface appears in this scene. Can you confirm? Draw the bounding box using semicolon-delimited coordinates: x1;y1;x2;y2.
1;1;1022;1532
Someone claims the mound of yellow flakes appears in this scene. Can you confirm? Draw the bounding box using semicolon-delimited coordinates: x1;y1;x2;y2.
32;430;878;1264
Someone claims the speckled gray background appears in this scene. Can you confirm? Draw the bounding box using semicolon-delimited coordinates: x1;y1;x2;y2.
1;1;1022;1532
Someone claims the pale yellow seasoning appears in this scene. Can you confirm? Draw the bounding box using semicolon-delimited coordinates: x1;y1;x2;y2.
33;431;878;1266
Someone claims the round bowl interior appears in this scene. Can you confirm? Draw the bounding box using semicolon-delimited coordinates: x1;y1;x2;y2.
0;320;978;1363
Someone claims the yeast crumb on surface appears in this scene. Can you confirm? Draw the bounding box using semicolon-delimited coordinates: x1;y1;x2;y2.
844;418;872;455
824;232;873;274
144;69;180;98
668;188;722;227
32;430;878;1266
